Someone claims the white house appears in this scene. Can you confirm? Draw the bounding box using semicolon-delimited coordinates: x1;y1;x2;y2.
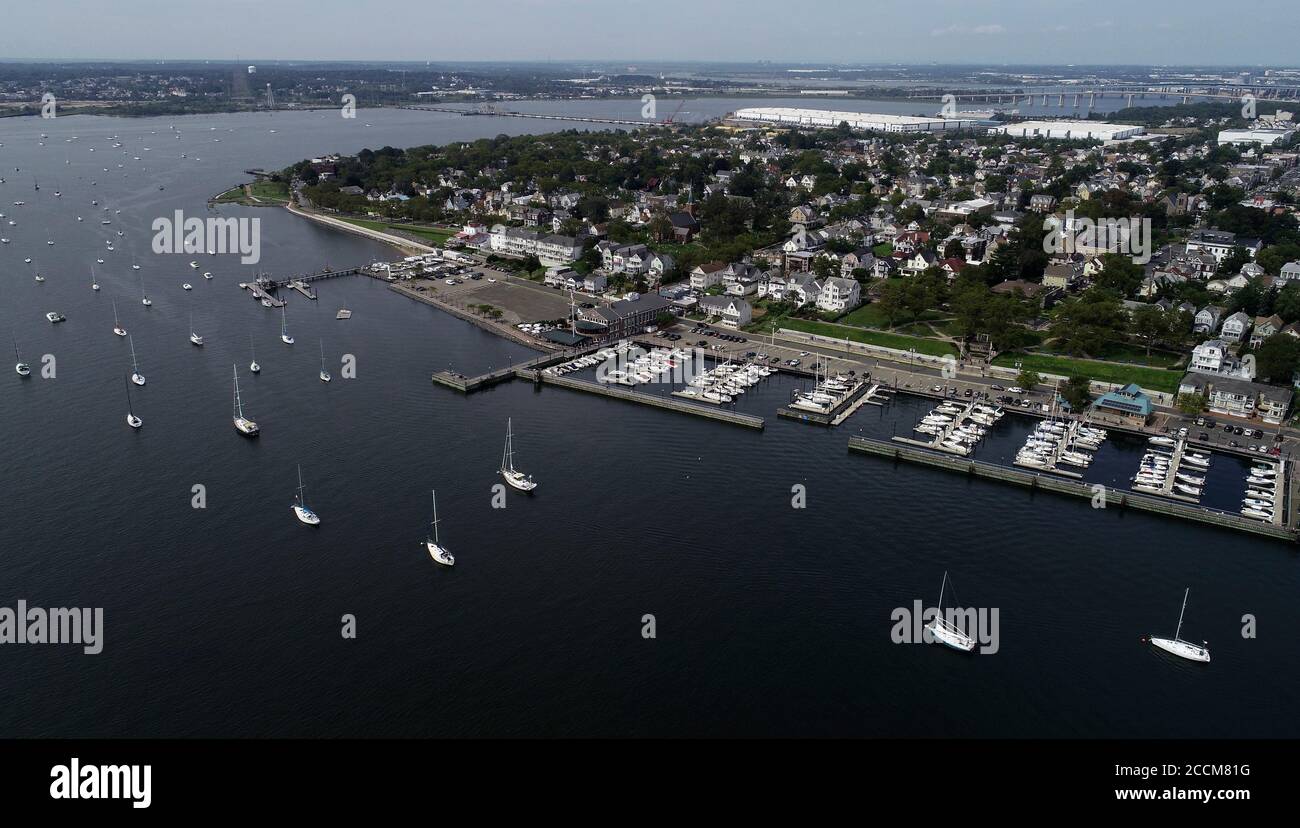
1220;311;1252;344
698;295;752;327
816;277;861;314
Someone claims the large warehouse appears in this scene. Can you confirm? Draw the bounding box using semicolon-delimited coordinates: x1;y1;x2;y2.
990;121;1145;141
1217;127;1295;146
731;107;979;132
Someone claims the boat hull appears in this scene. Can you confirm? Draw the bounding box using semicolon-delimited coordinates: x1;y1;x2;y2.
1149;636;1210;662
292;504;320;526
426;541;454;567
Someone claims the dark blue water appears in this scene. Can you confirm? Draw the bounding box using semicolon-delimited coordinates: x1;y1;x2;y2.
1;110;1296;739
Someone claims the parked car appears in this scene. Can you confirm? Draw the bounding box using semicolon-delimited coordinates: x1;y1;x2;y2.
1199;432;1209;441
990;384;1004;391
1007;386;1024;394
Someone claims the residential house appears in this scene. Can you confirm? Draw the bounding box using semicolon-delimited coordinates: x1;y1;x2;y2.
1251;314;1285;348
698;295;753;327
816;277;861;314
1219;311;1252;344
1193;306;1225;334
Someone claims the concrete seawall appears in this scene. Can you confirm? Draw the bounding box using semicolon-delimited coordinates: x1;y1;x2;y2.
848;435;1295;542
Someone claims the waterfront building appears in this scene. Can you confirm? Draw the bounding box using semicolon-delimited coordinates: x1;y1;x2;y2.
698;295;752;327
579;292;672;339
732;107;979;133
1088;383;1153;425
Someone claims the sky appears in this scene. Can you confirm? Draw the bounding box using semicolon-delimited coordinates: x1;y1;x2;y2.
0;0;1295;66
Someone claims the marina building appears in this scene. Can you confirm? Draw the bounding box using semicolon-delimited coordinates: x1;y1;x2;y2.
731;107;980;133
579;292;672;340
1089;383;1153;425
989;121;1144;141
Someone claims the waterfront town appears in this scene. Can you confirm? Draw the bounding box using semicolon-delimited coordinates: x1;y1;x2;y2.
254;95;1300;539
286;100;1300;430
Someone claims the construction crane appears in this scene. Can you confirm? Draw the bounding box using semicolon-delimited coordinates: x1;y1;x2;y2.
663;99;686;124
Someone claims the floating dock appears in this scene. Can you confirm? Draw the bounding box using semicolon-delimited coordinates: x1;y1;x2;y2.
537;373;764;429
848;435;1296;542
777;379;872;426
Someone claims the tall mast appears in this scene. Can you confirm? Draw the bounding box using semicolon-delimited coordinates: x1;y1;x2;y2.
431;490;440;543
296;464;306;506
233;364;242;418
937;570;947;611
1175;588;1188;642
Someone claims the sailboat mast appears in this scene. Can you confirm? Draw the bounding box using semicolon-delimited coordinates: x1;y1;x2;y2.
431;490;440;543
937;571;947;610
1175;588;1188;642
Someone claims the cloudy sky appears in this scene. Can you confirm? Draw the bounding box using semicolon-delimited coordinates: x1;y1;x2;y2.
0;0;1292;65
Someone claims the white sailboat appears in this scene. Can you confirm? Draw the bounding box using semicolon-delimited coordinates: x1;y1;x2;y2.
249;335;261;373
1146;588;1210;663
125;375;142;429
112;299;127;337
189;312;203;346
499;417;537;492
140;272;151;306
90;262;100;291
280;303;294;345
128;335;146;385
13;337;31;377
232;364;259;436
318;339;331;382
925;571;976;652
425;490;454;566
291;464;320;526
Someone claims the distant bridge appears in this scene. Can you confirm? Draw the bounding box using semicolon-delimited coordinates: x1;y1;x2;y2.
905;83;1300;110
399;104;649;127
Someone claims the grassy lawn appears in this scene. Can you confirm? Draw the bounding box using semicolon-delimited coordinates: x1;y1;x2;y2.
337;217;455;246
780;318;958;357
837;302;943;329
872;242;893;257
249;179;290;203
992;352;1181;393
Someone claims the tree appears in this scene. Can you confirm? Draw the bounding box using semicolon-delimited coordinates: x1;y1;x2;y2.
1017;368;1042;391
1131;304;1167;355
1254;334;1300;383
1177;393;1207;416
1093;253;1144;297
1061;375;1093;412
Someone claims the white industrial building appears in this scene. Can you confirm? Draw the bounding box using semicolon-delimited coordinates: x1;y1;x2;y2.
731;107;978;132
990;121;1144;141
1217;127;1295;146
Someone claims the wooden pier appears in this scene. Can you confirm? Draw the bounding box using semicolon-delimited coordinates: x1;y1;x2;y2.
776;379;872;426
848;436;1296;542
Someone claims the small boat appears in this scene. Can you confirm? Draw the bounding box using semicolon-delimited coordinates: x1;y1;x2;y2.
1145;588;1209;663
1149;436;1177;447
280;304;294;345
318;340;331;382
425;490;454;567
336;309;352;320
91;263;100;291
182;283;193;291
125;376;142;429
926;571;975;652
112;300;127;337
189;313;203;346
204;272;213;280
129;336;146;385
249;335;261;374
291;465;320;526
45;311;65;323
13;337;30;377
499;418;537;492
231;365;259;436
189;261;198;269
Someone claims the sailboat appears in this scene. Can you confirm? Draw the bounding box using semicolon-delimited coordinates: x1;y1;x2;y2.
13;337;31;377
291;464;320;525
1145;588;1210;663
318;340;331;382
231;365;259;436
128;335;146;385
33;257;44;283
499;417;537;492
140;272;151;306
125;375;142;429
425;490;454;567
280;303;294;345
925;571;976;652
90;263;100;291
189;312;203;346
249;335;261;373
112;299;127;337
